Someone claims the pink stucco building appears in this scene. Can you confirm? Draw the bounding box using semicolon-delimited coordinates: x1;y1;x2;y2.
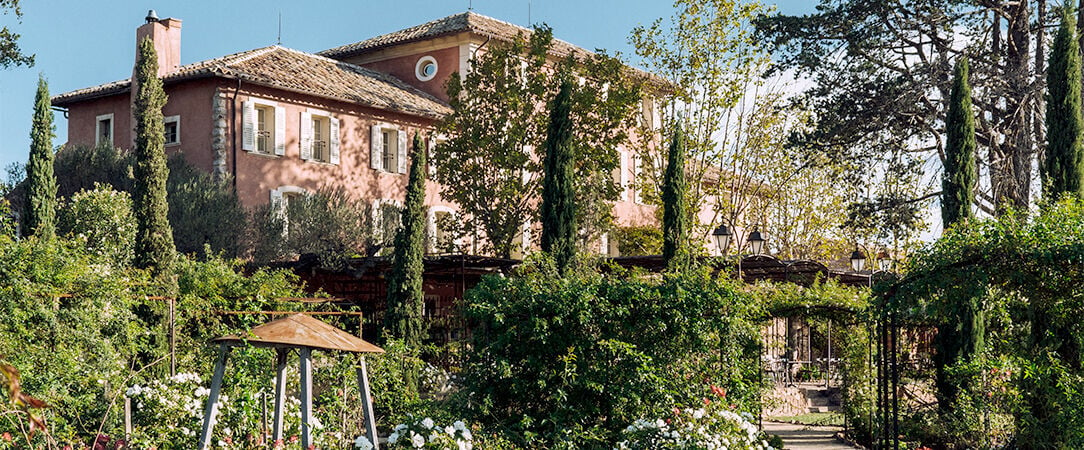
53;11;659;257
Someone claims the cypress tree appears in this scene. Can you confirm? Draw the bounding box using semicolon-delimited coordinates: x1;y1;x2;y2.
1044;8;1084;199
540;79;576;274
661;123;688;266
386;133;428;349
133;37;175;275
941;57;977;229
25;74;57;240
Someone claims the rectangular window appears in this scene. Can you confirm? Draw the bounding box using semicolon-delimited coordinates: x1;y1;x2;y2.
256;106;272;154
243;99;284;156
96;114;114;147
383;130;397;171
164;115;180;145
312;116;327;162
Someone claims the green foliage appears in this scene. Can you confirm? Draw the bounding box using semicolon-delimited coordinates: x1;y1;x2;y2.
614;225;662;256
458;257;763;447
540;79;577;274
386;134;428;354
132;37;174;276
166;156;246;259
1044;7;1084;200
438;25;640;257
24;75;56;240
0;235;145;445
0;0;32;69
895;197;1084;447
661;124;688;266
54;144;134;199
249;188;372;268
942;57;976;229
58;184;136;266
837;324;875;444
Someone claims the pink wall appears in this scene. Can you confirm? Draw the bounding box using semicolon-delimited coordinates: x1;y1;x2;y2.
223;83;448;209
356;46;461;103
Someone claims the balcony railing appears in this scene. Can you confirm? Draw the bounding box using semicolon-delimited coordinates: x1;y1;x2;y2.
256;130;272;154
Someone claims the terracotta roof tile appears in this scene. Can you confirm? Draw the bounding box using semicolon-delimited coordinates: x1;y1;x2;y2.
319;11;590;60
53;46;451;118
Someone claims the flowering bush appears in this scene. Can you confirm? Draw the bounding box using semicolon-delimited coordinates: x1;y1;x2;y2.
362;416;473;450
127;371;343;449
616;389;774;450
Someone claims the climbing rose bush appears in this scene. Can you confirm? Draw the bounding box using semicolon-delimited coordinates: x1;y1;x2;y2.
616;401;774;450
364;416;473;449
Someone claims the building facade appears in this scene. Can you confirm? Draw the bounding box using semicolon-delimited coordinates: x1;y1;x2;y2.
53;11;659;257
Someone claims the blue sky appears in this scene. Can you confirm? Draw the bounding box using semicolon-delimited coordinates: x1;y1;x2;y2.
0;0;814;174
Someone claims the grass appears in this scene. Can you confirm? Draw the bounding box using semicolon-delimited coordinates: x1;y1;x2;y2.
766;412;844;427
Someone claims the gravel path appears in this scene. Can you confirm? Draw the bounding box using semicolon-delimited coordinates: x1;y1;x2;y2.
761;421;855;450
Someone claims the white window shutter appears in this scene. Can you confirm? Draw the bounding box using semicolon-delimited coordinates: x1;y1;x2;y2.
329;118;340;165
274;105;286;156
242;101;255;151
397;130;408;174
299;112;313;161
620;149;628;187
633;155;643;204
427;137;437;177
370;125;383;170
521;222;531;254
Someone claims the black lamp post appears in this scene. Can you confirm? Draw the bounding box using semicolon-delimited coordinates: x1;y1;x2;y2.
876;250;892;272
850;246;867;272
712;225;733;256
748;229;766;255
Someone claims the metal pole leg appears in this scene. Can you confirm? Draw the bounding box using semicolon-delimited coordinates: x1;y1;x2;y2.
357;355;379;450
300;347;314;449
197;344;230;450
272;348;288;443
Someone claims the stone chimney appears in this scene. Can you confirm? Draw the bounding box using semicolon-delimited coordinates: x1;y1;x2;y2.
135;10;182;76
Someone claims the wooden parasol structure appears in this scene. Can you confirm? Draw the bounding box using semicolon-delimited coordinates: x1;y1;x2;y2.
197;314;385;450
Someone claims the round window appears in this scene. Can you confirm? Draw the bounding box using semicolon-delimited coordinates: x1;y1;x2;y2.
415;56;438;81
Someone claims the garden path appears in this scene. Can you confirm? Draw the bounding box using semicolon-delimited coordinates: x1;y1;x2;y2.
761;421;854;450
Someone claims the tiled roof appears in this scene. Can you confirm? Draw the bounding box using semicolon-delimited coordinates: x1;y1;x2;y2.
53;46;451;118
319;11;590;60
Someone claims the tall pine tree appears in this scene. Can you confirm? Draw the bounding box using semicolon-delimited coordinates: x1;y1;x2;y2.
941;57;977;229
1044;8;1084;200
133;37;175;275
540;79;576;274
25;74;57;240
386;133;428;349
662;123;688;266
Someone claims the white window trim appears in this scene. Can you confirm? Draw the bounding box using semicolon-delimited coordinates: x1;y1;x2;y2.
95;113;114;147
427;205;460;252
301;108;340;165
370;122;406;174
415;55;439;82
164;115;180;146
244;98;285;156
372;198;405;243
270;186;308;234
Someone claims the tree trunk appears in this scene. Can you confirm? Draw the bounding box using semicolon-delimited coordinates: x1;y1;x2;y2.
995;0;1034;212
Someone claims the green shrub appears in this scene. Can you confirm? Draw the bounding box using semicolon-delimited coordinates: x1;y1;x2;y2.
457;257;762;447
615;225;662;256
249;188;373;268
166;156;247;259
58;184;136;266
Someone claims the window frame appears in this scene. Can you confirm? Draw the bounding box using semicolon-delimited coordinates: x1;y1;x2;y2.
164;115;180;146
95;113;114;147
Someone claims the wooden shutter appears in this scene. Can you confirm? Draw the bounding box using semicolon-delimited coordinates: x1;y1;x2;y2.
242;101;255;151
299;112;313;161
274;105;286;156
370;125;384;170
397;130;408;174
329;118;340;165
